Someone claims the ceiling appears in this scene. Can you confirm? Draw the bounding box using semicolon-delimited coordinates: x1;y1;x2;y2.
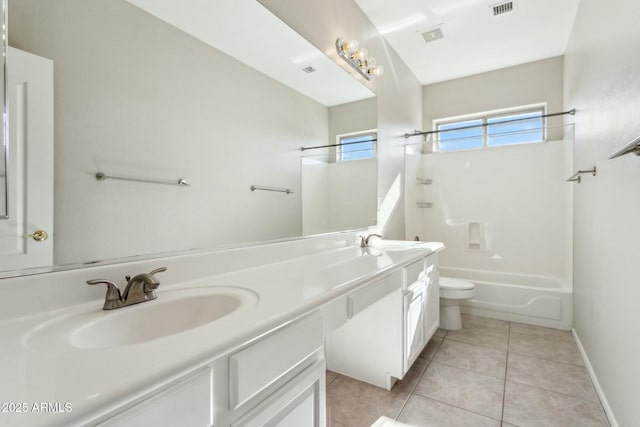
353;0;581;85
127;0;375;107
127;0;581;101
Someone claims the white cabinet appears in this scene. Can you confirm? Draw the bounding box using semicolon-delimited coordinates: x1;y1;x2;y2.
97;314;326;427
425;273;440;339
97;369;213;427
87;253;438;426
217;314;326;427
325;271;403;390
230;361;325;427
326;253;440;390
228;315;324;411
403;280;426;373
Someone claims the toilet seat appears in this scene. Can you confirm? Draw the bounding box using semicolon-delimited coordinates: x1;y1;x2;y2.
439;277;475;299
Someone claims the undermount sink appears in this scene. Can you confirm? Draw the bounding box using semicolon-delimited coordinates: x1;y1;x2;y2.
24;287;258;352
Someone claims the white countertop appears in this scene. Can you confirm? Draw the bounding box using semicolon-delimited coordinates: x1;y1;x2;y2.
0;240;443;426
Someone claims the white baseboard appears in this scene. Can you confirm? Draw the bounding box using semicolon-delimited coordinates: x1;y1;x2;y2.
572;328;618;427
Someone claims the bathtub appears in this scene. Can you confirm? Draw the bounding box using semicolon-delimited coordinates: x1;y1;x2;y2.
439;267;572;330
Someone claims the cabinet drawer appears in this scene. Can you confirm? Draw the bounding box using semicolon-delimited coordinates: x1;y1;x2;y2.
229;314;323;410
348;271;401;318
98;369;212;427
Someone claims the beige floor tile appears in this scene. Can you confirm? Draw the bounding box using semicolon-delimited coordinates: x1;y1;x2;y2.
510;322;574;343
433;328;447;338
326;370;339;386
331;422;349;427
507;352;598;402
434;339;507;379
326;374;409;427
503;381;609;427
397;394;501;427
417;336;444;362
394;355;430;394
509;332;584;366
462;314;510;332
413;362;505;420
446;324;509;351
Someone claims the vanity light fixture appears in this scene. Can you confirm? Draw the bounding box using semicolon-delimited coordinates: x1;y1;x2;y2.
336;38;384;80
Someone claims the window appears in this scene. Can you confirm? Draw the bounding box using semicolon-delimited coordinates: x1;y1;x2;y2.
434;106;545;152
337;131;377;161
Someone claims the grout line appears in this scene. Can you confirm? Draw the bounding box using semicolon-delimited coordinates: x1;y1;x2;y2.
505;378;604;403
414;395;503;422
431;359;507;381
501;321;511;423
406;337;504;423
444;337;508;352
506;347;586;368
394;336;445;421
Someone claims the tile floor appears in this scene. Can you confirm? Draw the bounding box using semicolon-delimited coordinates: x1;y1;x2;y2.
326;314;610;427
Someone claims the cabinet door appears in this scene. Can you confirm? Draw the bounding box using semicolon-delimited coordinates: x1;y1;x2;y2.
231;360;325;427
425;276;440;340
229;314;324;411
403;287;425;373
98;369;212;427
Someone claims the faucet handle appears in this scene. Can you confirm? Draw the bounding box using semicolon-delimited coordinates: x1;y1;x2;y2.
144;267;167;292
87;279;122;309
149;267;167;276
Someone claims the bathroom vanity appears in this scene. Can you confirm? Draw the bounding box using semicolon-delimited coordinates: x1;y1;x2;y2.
326;249;440;390
0;234;443;426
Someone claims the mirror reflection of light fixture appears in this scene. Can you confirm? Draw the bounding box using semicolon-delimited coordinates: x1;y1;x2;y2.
336;38;384;80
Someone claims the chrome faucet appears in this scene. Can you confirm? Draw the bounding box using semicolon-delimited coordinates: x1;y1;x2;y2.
360;233;383;247
87;267;167;310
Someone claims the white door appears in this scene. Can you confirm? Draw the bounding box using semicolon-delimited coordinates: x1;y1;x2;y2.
0;47;54;271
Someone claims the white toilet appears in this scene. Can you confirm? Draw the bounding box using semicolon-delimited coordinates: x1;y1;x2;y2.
439;277;475;330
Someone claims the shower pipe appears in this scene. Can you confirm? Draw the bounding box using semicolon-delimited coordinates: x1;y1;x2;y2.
608;134;640;159
300;138;377;152
403;109;576;139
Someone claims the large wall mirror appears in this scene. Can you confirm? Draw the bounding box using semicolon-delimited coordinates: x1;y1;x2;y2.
1;0;377;277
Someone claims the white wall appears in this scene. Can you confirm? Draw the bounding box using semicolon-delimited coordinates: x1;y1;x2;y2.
302;158;377;235
9;0;328;264
302;98;377;235
301;158;330;235
409;57;571;281
422;57;565;137
328;98;377;146
328;159;377;231
421;143;568;279
564;0;640;424
259;0;423;239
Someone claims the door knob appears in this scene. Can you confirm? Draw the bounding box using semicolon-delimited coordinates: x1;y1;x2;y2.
24;230;48;242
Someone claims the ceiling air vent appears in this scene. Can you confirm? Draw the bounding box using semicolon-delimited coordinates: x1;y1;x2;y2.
491;1;516;16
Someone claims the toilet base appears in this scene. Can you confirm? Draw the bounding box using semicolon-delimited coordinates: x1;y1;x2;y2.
440;299;463;330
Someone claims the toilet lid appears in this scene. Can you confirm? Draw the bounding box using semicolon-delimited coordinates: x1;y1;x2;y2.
439;276;475;290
